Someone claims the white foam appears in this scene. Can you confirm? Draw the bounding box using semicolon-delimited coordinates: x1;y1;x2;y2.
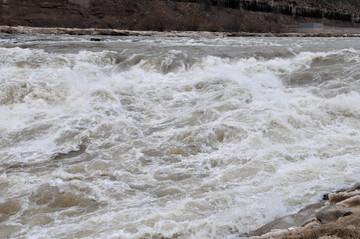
1;37;360;238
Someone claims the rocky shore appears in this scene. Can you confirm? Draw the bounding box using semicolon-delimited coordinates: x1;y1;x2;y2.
1;25;360;38
243;183;360;239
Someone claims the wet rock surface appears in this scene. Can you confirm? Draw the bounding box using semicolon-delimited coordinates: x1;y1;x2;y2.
243;183;360;239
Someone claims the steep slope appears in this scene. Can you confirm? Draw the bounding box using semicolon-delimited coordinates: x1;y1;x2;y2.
0;0;359;33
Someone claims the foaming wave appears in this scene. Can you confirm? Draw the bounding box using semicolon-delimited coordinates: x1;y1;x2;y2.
1;38;360;239
138;50;193;74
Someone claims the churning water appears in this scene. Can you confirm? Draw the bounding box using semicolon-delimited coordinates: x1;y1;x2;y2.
0;34;360;238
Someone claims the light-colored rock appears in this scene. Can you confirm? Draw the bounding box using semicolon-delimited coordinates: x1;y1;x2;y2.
329;190;360;205
1;26;360;37
245;183;360;239
245;202;325;237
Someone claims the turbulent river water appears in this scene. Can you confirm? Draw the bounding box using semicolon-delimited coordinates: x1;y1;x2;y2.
1;34;360;238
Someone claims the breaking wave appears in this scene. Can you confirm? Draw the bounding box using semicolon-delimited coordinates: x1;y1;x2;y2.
1;35;360;238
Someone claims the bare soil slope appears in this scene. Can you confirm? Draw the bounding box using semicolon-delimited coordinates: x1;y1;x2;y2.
1;0;360;32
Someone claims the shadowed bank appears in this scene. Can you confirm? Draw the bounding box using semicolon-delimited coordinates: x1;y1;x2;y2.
1;0;360;33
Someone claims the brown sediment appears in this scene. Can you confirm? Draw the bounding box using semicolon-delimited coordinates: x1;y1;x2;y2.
243;183;360;239
1;25;360;37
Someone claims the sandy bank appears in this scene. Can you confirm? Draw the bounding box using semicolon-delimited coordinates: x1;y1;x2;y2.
1;26;360;37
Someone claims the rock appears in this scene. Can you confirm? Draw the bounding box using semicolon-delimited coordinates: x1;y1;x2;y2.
316;205;353;224
246;202;325;237
1;26;360;38
90;38;102;41
344;182;360;192
316;194;360;224
329;191;360;205
245;183;360;239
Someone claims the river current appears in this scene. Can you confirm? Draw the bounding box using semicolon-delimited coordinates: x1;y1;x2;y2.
0;34;360;238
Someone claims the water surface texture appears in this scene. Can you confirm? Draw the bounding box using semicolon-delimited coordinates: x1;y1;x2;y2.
1;35;360;238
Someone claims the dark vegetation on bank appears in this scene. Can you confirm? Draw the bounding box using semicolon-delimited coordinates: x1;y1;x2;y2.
1;0;360;33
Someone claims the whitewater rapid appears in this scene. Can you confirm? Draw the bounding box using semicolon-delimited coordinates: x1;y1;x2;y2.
0;34;360;238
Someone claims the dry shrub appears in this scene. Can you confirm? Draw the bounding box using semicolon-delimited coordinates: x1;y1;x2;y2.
216;1;224;10
173;5;179;11
139;10;167;31
199;0;212;11
205;22;220;32
264;13;280;24
264;13;283;32
227;11;245;32
245;19;263;32
185;13;202;31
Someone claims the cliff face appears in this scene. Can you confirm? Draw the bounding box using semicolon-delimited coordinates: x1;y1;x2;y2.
0;0;138;28
1;0;79;27
0;0;359;32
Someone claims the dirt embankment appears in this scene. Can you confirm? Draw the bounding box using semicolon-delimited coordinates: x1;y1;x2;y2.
1;0;360;33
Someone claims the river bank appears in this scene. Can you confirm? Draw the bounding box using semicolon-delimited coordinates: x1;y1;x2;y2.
244;183;360;238
1;25;360;37
2;0;360;34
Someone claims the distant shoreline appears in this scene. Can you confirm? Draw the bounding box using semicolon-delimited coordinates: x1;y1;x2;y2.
1;25;360;38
